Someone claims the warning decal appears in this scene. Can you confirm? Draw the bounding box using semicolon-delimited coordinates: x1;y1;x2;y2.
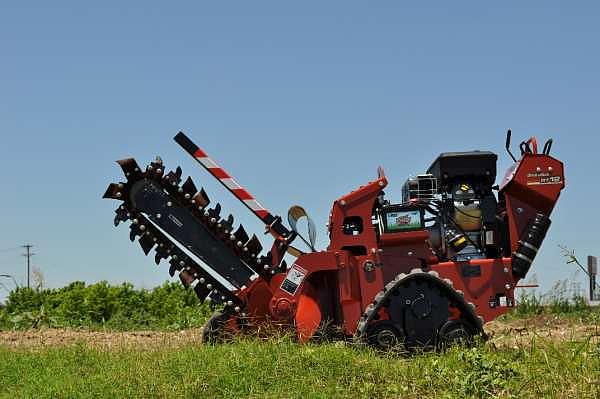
280;264;308;295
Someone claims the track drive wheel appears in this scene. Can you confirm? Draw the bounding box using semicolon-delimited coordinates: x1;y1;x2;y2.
366;321;405;350
438;320;474;348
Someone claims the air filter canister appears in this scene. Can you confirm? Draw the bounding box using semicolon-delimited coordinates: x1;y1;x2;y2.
512;213;552;278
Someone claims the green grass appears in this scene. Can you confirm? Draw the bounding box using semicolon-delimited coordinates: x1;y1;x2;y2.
506;290;600;323
0;337;599;399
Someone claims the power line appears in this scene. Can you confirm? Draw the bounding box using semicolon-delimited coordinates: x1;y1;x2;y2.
0;246;20;254
22;244;35;289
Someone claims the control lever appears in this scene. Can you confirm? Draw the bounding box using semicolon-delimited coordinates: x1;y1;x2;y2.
505;129;517;162
543;139;553;155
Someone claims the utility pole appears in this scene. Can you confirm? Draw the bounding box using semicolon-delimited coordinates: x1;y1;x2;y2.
22;244;34;289
589;256;598;302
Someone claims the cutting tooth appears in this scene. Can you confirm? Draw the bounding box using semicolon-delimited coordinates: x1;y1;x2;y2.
138;234;156;255
164;171;176;186
129;223;144;242
179;270;195;288
168;255;185;276
113;206;129;226
208;290;223;305
244;234;263;257
258;252;273;269
164;168;183;186
213;203;222;218
103;183;126;200
207;203;221;220
194;283;211;302
193;188;210;209
219;214;235;233
181;177;198;198
154;243;171;265
148;159;164;178
233;225;249;245
117;158;142;180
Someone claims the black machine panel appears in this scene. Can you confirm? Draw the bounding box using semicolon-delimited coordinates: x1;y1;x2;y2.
427;151;497;187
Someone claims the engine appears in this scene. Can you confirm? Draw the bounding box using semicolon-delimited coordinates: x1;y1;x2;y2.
401;151;501;261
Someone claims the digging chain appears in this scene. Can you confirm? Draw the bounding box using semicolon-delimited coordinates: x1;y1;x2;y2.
104;157;279;314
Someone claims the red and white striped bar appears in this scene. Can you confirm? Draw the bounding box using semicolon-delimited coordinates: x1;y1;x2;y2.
174;132;272;222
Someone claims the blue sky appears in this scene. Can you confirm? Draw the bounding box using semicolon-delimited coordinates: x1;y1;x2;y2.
1;2;598;301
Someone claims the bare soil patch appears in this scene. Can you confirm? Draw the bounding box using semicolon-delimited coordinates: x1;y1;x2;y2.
0;328;203;350
486;315;600;348
1;315;599;349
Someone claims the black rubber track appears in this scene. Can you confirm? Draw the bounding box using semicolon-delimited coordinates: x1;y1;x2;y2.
354;268;485;348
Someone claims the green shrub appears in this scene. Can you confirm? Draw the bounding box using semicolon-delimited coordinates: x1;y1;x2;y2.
511;279;596;320
0;281;211;331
